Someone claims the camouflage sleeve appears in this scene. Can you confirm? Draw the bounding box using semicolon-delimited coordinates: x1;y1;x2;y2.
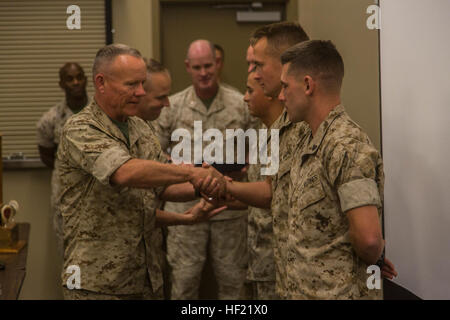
154;138;169;198
154;98;174;153
36;109;56;148
326;140;382;213
61;122;132;185
147;121;170;165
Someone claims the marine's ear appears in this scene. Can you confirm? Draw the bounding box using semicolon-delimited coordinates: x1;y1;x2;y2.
95;73;106;93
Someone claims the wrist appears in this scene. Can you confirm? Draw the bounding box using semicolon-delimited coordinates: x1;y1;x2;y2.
225;179;234;195
375;251;385;268
185;165;196;184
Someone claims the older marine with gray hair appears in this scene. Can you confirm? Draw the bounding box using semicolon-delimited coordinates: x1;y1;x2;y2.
55;43;228;300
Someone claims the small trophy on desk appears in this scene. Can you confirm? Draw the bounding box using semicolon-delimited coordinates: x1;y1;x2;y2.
0;133;26;253
0;200;25;253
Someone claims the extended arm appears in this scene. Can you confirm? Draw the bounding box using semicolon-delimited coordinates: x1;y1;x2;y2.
160;182;196;202
111;159;226;198
155;198;227;227
225;177;272;209
111;159;193;188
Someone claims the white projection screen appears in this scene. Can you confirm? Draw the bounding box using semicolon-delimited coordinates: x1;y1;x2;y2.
380;0;450;299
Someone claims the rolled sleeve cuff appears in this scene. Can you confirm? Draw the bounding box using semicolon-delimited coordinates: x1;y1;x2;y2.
338;178;381;212
92;146;132;185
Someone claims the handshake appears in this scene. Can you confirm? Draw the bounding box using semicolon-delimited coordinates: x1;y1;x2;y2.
173;162;245;224
188;162;231;201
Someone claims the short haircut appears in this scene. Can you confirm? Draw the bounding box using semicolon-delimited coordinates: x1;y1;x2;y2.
59;62;84;80
144;58;169;75
92;44;142;78
214;43;224;61
250;22;309;57
281;40;344;90
142;58;170;90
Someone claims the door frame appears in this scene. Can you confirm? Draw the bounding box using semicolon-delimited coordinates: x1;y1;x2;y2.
151;0;298;60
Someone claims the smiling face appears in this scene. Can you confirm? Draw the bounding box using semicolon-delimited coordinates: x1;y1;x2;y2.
185;42;219;93
99;55;147;120
244;72;271;119
136;71;172;121
279;62;309;123
252;37;283;98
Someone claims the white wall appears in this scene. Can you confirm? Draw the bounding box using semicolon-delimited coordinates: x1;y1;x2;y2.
380;0;450;299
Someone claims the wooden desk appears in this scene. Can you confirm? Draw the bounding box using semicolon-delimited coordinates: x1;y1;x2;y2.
0;223;30;300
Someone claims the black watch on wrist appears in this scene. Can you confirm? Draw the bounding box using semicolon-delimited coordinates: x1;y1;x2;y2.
375;251;385;269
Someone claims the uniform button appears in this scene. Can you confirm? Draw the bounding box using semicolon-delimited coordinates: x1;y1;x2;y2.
312;144;317;150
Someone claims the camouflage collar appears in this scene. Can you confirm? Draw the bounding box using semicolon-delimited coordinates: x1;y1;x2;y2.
186;85;225;116
270;110;288;131
265;110;287;141
89;99;140;148
302;104;345;158
57;98;72;118
60;96;91;116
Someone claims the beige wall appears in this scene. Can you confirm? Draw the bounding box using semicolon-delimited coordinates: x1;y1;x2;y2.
112;0;153;59
112;0;380;147
298;0;381;148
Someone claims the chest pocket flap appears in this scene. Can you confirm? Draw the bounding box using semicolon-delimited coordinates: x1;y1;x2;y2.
277;159;291;181
298;173;326;210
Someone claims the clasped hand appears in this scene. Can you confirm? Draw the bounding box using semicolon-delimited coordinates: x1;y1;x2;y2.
189;162;227;200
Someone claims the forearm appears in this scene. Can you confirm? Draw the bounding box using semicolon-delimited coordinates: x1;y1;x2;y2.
155;209;190;227
226;180;271;209
346;205;384;265
350;236;384;265
111;159;192;188
160;182;196;202
221;198;248;210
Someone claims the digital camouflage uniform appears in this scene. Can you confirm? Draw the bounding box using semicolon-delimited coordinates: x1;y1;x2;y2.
269;110;309;299
36;98;88;256
287;105;384;300
55;99;166;299
219;81;241;94
246;118;286;300
155;85;256;299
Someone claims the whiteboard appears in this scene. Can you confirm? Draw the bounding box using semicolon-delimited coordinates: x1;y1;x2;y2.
380;0;450;299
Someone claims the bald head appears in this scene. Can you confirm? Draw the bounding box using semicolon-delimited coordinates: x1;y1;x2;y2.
184;39;219;97
186;39;216;61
